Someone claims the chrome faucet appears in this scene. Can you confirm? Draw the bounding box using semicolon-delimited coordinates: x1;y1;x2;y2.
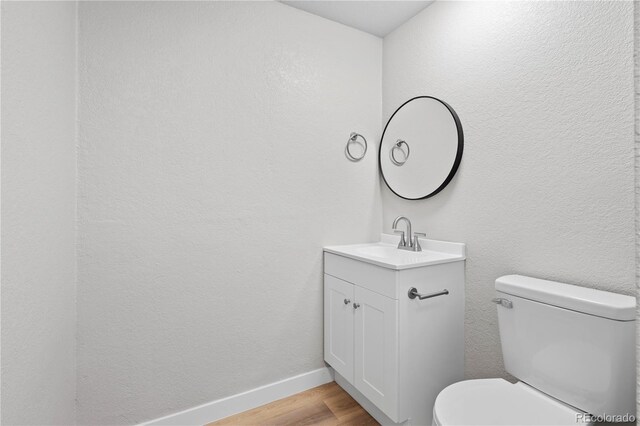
393;216;412;249
392;216;426;252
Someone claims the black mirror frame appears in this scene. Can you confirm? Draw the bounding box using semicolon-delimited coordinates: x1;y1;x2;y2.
379;95;464;200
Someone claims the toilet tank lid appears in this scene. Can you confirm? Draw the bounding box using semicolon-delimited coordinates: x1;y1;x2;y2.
495;275;636;321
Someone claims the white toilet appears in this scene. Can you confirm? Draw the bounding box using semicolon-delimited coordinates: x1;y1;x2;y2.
433;275;636;426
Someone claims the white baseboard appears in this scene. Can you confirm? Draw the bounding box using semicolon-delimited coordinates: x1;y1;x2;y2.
141;367;335;426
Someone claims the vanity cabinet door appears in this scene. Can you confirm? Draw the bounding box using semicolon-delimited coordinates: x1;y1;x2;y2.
354;286;399;421
324;274;355;382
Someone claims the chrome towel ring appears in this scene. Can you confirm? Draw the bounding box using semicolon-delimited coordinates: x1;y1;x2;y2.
390;139;410;166
345;132;367;162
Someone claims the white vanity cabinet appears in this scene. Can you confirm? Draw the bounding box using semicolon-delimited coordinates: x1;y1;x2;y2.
323;236;465;426
325;274;399;417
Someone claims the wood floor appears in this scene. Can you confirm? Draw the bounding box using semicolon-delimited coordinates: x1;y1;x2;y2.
208;382;379;426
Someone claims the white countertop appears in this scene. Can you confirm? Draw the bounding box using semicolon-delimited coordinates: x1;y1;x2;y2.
324;234;466;270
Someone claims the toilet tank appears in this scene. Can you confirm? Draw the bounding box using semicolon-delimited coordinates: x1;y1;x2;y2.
495;275;636;418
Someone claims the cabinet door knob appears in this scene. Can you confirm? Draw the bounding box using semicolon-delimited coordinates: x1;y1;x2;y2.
344;298;351;305
353;303;361;309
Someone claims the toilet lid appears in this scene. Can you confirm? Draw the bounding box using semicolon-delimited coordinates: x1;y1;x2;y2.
433;379;588;426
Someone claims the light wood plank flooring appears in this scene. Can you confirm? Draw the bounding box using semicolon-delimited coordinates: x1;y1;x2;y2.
208;382;379;426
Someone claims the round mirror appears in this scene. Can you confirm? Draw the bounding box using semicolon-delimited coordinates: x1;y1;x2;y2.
379;96;463;200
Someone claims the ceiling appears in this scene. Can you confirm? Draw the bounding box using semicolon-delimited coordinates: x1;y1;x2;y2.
280;1;434;38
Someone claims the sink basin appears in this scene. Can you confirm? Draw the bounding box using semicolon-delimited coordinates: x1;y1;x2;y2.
324;234;465;270
355;245;403;258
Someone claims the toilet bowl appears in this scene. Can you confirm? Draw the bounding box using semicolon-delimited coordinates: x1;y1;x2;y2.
432;379;588;426
432;275;636;426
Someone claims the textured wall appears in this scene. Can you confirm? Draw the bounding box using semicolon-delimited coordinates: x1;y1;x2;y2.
76;2;382;424
635;0;639;419
1;2;77;424
382;1;635;380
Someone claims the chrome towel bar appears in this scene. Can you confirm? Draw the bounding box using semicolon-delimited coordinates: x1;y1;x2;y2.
408;287;449;300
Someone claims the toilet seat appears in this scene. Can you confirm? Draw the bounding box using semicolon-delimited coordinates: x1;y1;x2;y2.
433;379;590;426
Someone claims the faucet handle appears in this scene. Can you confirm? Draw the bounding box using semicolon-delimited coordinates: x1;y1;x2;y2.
393;229;406;248
413;232;426;252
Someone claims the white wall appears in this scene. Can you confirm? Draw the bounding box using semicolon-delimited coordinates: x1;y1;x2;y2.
76;2;381;424
382;1;635;380
1;2;77;424
635;0;639;418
